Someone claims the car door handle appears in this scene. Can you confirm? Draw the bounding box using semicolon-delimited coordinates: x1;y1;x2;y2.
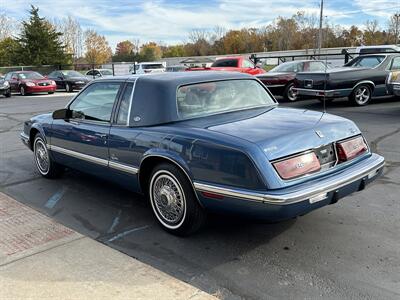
95;133;107;139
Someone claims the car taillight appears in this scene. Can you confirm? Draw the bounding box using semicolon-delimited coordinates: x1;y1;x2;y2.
273;152;321;180
336;136;367;162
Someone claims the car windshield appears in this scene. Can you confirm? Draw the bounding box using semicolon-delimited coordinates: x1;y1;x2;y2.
18;72;44;80
100;69;113;75
346;55;385;68
177;79;275;119
143;64;164;69
211;59;239;68
270;62;302;72
61;70;83;77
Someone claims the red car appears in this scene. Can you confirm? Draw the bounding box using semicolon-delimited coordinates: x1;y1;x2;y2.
187;56;266;75
256;60;328;101
5;71;56;96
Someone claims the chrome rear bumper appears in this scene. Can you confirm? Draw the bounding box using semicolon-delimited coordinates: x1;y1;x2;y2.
194;154;384;205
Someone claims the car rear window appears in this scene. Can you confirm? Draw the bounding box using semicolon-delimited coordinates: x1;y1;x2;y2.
142;64;164;69
347;55;385;68
177;79;275;119
211;59;239;68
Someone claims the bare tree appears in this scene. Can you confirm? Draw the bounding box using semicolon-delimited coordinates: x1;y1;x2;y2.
55;16;83;61
387;13;400;44
0;13;18;40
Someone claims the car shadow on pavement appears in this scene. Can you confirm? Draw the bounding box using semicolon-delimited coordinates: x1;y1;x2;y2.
8;167;296;297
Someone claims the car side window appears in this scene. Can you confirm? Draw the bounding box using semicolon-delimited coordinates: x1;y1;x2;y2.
116;82;134;125
69;82;121;122
390;57;400;70
242;59;254;68
86;70;93;76
309;62;326;71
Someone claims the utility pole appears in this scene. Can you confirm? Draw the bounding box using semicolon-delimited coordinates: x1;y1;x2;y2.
318;0;324;54
395;13;399;45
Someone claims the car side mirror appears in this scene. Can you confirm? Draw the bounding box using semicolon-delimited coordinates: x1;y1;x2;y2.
52;108;71;120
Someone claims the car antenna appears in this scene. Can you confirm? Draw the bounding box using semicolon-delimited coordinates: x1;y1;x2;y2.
322;53;328;114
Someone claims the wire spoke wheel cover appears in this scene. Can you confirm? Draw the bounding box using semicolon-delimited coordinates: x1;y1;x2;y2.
150;170;186;229
34;138;50;175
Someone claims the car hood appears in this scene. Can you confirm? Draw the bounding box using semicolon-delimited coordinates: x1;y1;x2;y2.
23;78;51;83
206;107;360;160
257;72;293;77
67;77;88;81
298;66;369;75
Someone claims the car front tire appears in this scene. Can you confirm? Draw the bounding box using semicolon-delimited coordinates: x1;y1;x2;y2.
149;163;206;236
350;84;372;106
33;133;64;178
20;86;26;96
65;83;72;92
5;89;11;97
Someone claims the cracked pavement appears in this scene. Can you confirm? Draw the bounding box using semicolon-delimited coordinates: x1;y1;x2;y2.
0;93;399;299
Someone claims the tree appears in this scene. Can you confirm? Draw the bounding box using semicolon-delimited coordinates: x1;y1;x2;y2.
113;40;136;62
0;37;20;66
84;29;112;64
56;16;83;61
162;45;185;58
139;42;162;61
0;13;18;41
16;6;70;65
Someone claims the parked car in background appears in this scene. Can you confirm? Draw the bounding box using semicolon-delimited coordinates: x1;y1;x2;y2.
356;45;400;55
387;70;400;98
166;65;187;72
47;70;89;92
130;62;166;74
5;71;56;96
85;69;114;79
295;54;400;106
20;72;384;235
0;76;11;98
257;60;328;101
187;56;266;75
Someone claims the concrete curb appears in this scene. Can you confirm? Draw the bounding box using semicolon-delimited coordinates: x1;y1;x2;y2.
0;192;216;300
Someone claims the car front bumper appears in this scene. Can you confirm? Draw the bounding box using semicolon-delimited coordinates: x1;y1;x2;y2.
194;153;384;221
25;85;56;93
0;86;10;95
387;83;400;96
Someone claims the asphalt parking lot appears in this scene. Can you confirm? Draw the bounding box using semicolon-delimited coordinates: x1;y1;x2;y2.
0;92;399;299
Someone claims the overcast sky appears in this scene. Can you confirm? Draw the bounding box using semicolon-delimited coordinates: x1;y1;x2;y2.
2;0;400;49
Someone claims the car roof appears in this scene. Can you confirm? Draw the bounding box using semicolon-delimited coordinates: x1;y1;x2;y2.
94;71;256;127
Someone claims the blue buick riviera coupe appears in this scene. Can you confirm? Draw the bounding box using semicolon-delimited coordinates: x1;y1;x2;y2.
21;72;384;235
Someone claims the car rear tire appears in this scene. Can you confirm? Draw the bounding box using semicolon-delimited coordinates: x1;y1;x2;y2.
350;84;372;106
283;83;297;101
148;163;206;236
5;90;11;98
33;133;64;178
65;83;72;92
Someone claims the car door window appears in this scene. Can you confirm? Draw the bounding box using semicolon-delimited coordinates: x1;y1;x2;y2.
116;82;134;125
390;57;400;70
242;59;254;68
309;62;326;71
86;70;93;76
69;82;121;122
